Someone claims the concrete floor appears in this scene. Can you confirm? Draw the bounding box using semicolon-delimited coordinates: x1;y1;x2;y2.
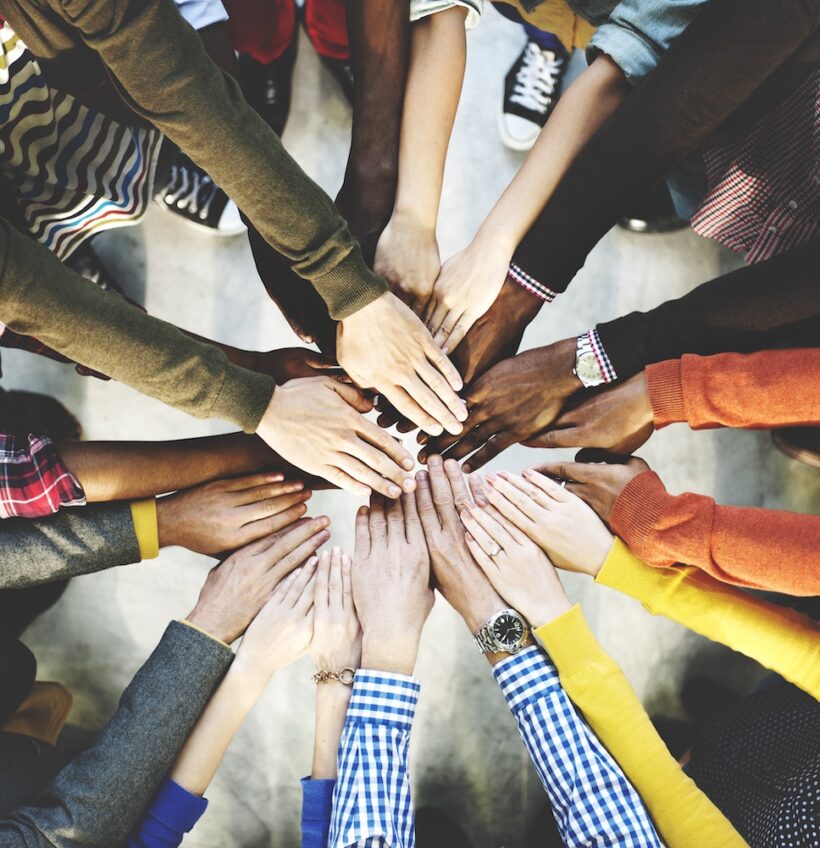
4;10;819;848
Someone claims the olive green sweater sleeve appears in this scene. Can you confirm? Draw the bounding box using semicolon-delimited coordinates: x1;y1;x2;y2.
0;218;274;432
47;0;387;319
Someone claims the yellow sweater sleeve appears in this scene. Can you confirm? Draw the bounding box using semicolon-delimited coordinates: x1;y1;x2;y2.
130;498;159;560
597;539;820;699
534;605;748;848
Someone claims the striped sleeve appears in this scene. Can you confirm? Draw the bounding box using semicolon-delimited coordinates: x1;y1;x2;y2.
329;671;420;848
0;433;85;519
493;646;661;847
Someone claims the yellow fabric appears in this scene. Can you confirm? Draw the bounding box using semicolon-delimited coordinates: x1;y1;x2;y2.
598;539;820;700
180;619;231;651
0;682;73;745
492;0;596;51
130;498;159;560
534;605;748;848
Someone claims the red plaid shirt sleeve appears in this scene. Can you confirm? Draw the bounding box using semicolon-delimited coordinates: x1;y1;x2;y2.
0;433;86;519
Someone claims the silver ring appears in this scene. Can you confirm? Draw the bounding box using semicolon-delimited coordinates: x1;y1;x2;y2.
488;545;502;558
560;480;568;489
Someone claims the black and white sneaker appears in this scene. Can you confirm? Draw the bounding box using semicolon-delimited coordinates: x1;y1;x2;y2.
500;41;568;151
153;151;245;237
320;55;354;106
238;36;298;136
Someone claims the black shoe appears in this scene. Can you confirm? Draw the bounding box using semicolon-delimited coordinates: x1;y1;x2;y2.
618;183;689;233
500;40;568;151
320;54;354;105
415;807;473;848
238;36;298;136
153;150;245;237
772;426;820;469
65;241;124;296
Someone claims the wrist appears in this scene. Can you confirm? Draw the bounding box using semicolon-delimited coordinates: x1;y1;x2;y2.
388;204;437;236
155;495;178;549
522;594;573;630
361;632;419;676
221;655;271;702
185;606;237;647
473;219;518;260
459;591;508;636
543;337;584;393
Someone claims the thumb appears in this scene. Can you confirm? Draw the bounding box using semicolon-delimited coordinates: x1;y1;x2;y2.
331;380;374;414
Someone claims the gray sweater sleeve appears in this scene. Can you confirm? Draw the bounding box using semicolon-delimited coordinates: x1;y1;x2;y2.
0;503;142;589
0;621;233;847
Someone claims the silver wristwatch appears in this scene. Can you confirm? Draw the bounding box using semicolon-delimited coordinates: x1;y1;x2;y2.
573;333;606;388
474;609;530;656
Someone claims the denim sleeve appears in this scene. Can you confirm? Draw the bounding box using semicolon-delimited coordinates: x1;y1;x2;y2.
587;0;710;84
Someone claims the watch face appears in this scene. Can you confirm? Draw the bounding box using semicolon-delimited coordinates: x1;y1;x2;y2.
492;612;525;649
576;352;602;383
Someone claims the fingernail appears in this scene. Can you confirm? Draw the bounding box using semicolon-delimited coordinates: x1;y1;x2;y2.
402;478;416;492
418;434;429;445
418;452;428;464
332;546;340;555
464;531;473;543
358;506;368;516
497;471;510;480
360;486;372;498
269;473;284;481
523;469;534;478
444;458;459;470
447;422;464;435
463;464;472;473
428;455;442;467
317;530;330;543
288;482;305;492
442;346;449;355
457;405;468;421
417;470;429;482
485;473;497;483
402;457;414;470
388;485;401;498
318;516;330;527
429;424;444;437
321;550;330;560
305;336;314;343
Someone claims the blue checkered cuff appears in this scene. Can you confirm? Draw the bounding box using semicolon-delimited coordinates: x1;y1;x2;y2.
493;646;562;711
347;671;421;729
507;263;558;303
585;327;618;383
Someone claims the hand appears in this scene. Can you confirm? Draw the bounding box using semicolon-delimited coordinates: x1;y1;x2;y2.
422;338;580;472
451;278;542;385
250;348;343;386
234;557;318;681
424;238;510;353
311;548;362;673
352;493;434;675
185;517;330;644
257;376;415;498
533;451;651;525
336;291;468;437
527;373;654;453
414;456;505;633
156;473;313;555
374;211;440;314
471;470;614;577
459;490;572;628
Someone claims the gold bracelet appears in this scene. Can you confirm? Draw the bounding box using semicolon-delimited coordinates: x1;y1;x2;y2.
312;667;356;686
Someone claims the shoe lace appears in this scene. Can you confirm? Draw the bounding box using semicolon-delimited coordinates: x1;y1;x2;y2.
163;158;220;220
510;43;564;113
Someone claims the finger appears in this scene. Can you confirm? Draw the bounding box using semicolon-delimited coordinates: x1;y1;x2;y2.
354;506;371;559
463;500;517;550
385;386;446;438
482;476;536;534
415;366;469;430
271;565;301;600
287;555;318;606
328;547;343;605
341;552;353;609
522;468;574;503
438;421;498;464
464;532;499;581
404;375;464;436
239;490;311;523
304;353;340;370
296;571;318;614
442;458;472;510
223;471;287;492
265;517;331;569
424;455;457;526
491;473;550;522
459;506;502;555
425;298;450;340
401;490;424;547
315;550;331;610
414;470;442;535
355;420;416;480
323;465;373;498
423;340;465;394
232;479;306;506
438;311;471;354
420;402;493;461
331;381;375;415
336;453;403;499
432;307;465;349
385;493;406;544
462;432;518;473
368;494;387;543
238;502;311;544
271;531;329;585
528;461;599;484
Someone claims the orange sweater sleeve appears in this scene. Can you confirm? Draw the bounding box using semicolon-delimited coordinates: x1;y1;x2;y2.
610;471;820;596
646;349;820;430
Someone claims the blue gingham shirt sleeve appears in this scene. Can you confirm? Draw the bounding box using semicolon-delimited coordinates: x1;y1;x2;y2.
494;647;662;847
329;671;420;848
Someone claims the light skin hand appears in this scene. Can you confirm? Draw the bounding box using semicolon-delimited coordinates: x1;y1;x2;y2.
185;517;330;644
414;456;506;634
336;291;468;437
527;373;654;453
310;548;361;779
421;337;580;471
374;211;440;314
532;452;651;526
257;375;415;498
473;470;614;577
353;493;434;675
156;473;312;556
460;490;572;629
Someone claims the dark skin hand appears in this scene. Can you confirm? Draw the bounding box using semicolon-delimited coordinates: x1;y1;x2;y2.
532;450;650;525
525;372;655;454
422;337;580;472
